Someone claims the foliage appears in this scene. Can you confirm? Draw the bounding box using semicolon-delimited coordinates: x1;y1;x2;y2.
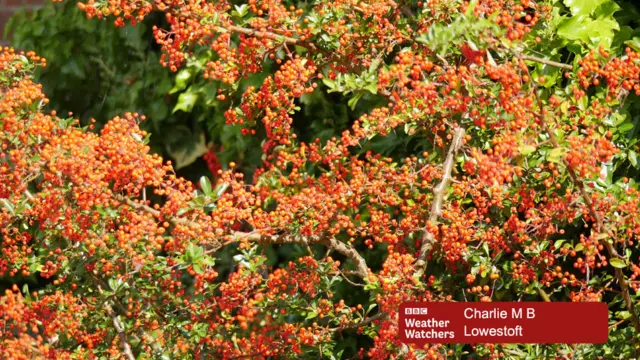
5;3;171;149
4;1;368;180
2;0;640;359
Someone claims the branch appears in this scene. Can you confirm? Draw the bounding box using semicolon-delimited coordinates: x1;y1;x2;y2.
532;86;640;335
90;273;165;357
114;196;370;280
87;275;135;359
518;54;573;70
233;231;370;280
208;23;339;61
91;280;137;360
229;352;263;360
336;267;365;287
213;25;322;54
218;25;300;44
330;311;388;333
103;301;136;360
538;288;551;302
413;127;466;279
609;318;627;329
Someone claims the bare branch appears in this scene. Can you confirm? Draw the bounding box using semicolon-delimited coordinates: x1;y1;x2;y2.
336;267;365;287
414;127;466;279
96;290;136;360
104;301;135;360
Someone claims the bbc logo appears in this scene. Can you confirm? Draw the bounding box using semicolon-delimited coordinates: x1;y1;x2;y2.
405;307;428;315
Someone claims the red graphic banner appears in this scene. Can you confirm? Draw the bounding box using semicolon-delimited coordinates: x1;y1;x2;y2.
399;302;608;344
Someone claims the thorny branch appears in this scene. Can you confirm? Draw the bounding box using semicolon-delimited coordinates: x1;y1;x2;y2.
93;281;136;360
103;301;136;360
413;127;466;279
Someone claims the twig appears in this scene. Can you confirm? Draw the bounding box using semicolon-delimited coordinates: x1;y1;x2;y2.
518;54;573;70
330;312;388;332
215;25;313;49
538;288;551;302
413;127;466;279
336;267;365;287
400;6;415;17
586;254;590;286
609;318;627;329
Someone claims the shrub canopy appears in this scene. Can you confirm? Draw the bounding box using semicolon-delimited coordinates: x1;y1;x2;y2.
3;0;640;358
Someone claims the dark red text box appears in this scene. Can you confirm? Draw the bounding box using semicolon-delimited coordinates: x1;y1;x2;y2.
399;302;608;344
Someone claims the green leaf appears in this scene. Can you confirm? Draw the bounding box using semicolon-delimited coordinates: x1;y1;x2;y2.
609;258;627;268
557;14;619;48
233;4;249;17
532;63;560;88
594;0;621;19
1;199;15;215
617;311;631;320
547;147;568;163
619;122;634;133
305;311;318;320
166;133;209;170
322;78;336;90
202;256;216;266
629;151;638;168
172;91;199;113
199;176;212;195
193;263;204;274
519;144;536;155
186;244;204;264
347;92;364;110
557;15;592;42
365;82;378;95
213;182;229;199
170;69;193;94
625;37;640;52
564;0;607;16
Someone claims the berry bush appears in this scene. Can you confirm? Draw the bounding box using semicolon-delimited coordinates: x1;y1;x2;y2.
3;0;640;358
